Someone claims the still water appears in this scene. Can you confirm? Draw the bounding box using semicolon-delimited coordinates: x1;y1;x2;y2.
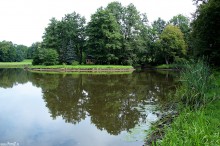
0;69;176;146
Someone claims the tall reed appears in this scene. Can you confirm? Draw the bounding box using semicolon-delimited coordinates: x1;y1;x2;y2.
177;59;213;109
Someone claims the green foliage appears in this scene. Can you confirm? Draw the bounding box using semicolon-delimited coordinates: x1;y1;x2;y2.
191;0;220;66
155;64;176;69
32;48;58;66
0;40;28;62
151;66;220;146
65;40;77;65
87;2;152;65
155;106;220;146
169;14;191;54
152;17;166;37
177;59;213;109
27;42;41;59
158;25;187;64
86;8;122;65
38;2;191;66
44;49;59;66
42;12;86;64
169;14;190;38
72;61;79;66
15;45;28;61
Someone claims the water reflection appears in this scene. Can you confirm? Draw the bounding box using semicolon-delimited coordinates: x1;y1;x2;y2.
0;68;29;88
0;69;176;146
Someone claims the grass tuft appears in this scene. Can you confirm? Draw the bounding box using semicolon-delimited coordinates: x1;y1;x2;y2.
148;61;220;146
177;59;214;109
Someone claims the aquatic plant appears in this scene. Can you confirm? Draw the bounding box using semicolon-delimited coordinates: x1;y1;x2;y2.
177;59;213;109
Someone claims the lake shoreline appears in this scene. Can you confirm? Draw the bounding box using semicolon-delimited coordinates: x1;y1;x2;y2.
27;67;135;72
145;110;179;145
144;65;220;145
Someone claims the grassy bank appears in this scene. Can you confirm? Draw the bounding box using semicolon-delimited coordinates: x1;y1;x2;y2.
30;65;133;69
156;100;220;146
0;60;134;71
29;70;132;75
29;65;134;72
155;64;185;70
146;61;220;146
155;64;177;69
0;59;32;68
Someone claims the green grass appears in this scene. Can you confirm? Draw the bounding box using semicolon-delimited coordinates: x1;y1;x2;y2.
30;70;132;75
0;60;134;70
152;71;220;146
156;64;186;69
30;65;133;69
156;64;175;69
0;59;32;68
155;103;220;146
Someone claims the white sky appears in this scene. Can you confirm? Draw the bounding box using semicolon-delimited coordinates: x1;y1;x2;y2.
0;0;196;46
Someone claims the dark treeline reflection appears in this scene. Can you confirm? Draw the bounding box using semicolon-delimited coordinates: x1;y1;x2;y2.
0;69;177;135
0;68;30;88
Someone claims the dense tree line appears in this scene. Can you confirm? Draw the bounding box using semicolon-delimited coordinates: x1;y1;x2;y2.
1;0;219;66
41;12;86;65
39;2;189;66
191;0;220;66
0;41;28;62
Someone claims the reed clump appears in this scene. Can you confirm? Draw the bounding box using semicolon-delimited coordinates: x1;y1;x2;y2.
177;59;213;109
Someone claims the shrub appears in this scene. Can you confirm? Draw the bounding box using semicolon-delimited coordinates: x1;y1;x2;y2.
72;61;79;66
32;48;58;66
32;49;45;65
43;49;58;66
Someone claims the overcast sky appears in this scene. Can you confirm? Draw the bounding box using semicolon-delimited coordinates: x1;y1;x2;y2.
0;0;196;46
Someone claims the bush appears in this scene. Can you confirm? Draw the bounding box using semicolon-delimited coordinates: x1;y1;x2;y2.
72;61;79;66
44;49;58;65
32;48;58;66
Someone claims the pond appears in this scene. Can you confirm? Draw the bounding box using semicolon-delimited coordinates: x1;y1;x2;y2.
0;69;177;146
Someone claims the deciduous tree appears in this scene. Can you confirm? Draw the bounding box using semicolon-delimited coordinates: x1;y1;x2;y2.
86;8;122;64
191;0;220;66
158;25;187;64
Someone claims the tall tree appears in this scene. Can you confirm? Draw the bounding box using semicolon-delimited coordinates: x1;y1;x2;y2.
106;2;124;28
0;41;13;62
191;0;220;66
42;12;86;64
42;18;59;49
120;4;145;65
27;42;41;59
151;18;166;40
169;14;190;38
0;41;27;62
169;14;191;56
158;25;187;64
15;44;28;61
106;2;151;65
86;8;122;65
65;40;77;65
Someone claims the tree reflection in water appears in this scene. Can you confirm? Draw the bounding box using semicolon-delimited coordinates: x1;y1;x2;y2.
0;69;177;135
